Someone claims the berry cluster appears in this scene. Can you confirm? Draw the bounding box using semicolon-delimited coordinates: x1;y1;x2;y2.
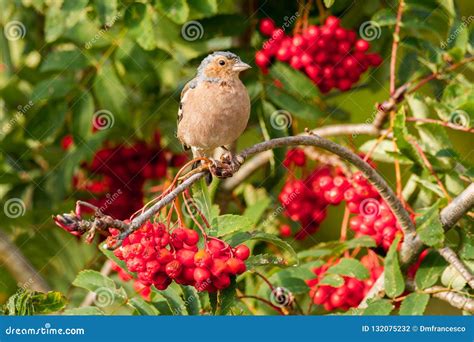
256;16;382;93
279;149;401;249
346;171;401;250
307;254;383;311
62;132;187;220
111;222;250;294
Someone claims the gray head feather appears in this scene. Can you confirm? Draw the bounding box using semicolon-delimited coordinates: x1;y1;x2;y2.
196;51;240;77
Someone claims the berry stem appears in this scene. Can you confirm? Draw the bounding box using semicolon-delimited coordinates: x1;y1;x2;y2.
389;0;405;95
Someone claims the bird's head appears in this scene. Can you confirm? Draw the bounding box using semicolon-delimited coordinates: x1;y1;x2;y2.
197;51;251;80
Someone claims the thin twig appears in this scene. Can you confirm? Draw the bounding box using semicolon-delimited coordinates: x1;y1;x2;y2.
390;0;405;95
437;247;474;289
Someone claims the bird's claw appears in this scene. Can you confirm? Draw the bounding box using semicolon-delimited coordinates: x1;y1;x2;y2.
208;154;244;178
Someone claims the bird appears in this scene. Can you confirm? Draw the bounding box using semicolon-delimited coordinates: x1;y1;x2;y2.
177;51;251;181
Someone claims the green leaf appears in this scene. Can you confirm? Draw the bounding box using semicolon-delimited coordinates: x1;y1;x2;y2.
319;274;344;287
3;291;67;315
362;299;394;315
31;77;74;102
40;49;90;72
45;5;65;42
155;0;189;24
188;0;217;18
130;297;160;315
359;139;412;165
441;262;474;290
152;285;187;315
393;108;424;166
62;0;89;28
211;214;254;237
217;278;236;315
72;92;95;141
245;254;287;269
94;0;118;26
459;225;474;260
125;3;156;51
93;63;128;122
208;292;218;315
266;84;324;121
270;62;320;101
327;258;370;280
415;250;447;289
243;197;271;225
298;237;376;259
248;232;298;266
277;277;309;294
324;0;335;7
72;270;127;306
399;293;430;315
181;286;201;315
63;306;105;315
416;199;446;247
26;102;67;141
384;235;405;298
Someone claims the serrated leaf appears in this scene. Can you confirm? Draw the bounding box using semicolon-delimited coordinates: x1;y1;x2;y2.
415;250;447;289
324;0;335;7
73;270;127;306
441;262;474;290
298;237;376;259
124;3;156;51
31;291;67;314
277;277;309;294
40;49;90;72
249;232;298;265
416;199;446;247
31;77;74;102
155;0;189;24
384;235;405;298
93;63;128;122
327;258;370;280
270;62;320;101
459;224;474;260
181;286;201;315
319;274;344;287
188;0;217;18
45;5;65;42
362;299;394;315
152;286;187;315
243;197;271;225
211;214;254;237
393;108;424;166
130;297;160;315
72;92;95;141
217;278;236;315
399;293;430;315
26;102;68;141
245;254;287;269
94;0;118;26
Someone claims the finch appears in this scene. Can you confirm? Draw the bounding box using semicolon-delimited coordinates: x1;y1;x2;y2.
177;51;251;180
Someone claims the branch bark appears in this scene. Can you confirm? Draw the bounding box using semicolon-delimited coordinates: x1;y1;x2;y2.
423;286;474;313
0;230;50;292
438;246;474;289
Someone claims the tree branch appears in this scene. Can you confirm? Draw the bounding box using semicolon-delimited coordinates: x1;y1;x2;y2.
389;0;405;95
0;230;50;292
418;286;474;314
360;183;474;308
438;246;474;289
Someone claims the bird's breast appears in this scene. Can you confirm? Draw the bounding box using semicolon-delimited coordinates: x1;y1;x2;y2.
177;80;250;149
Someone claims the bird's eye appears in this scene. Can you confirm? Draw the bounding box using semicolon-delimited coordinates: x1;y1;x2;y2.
218;60;226;66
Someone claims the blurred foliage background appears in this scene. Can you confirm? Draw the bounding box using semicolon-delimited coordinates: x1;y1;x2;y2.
0;0;473;315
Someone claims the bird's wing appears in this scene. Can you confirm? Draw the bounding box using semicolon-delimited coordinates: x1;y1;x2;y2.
177;78;197;150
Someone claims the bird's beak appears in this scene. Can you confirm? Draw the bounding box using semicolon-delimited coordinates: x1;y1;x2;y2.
232;61;251;72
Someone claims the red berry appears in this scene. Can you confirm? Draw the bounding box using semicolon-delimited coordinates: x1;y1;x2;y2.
194;250;213;268
355;39;370;52
255;51;270;68
280;224;292;238
194;267;211;283
226;258;246;275
165;260;182;279
234;245;250;260
184;229;199;245
259;18;276;36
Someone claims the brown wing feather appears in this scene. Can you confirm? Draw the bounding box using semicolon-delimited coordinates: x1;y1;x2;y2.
177;79;197;150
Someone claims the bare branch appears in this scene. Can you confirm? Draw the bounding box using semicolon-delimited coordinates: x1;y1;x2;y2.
421;286;474;314
0;230;50;292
